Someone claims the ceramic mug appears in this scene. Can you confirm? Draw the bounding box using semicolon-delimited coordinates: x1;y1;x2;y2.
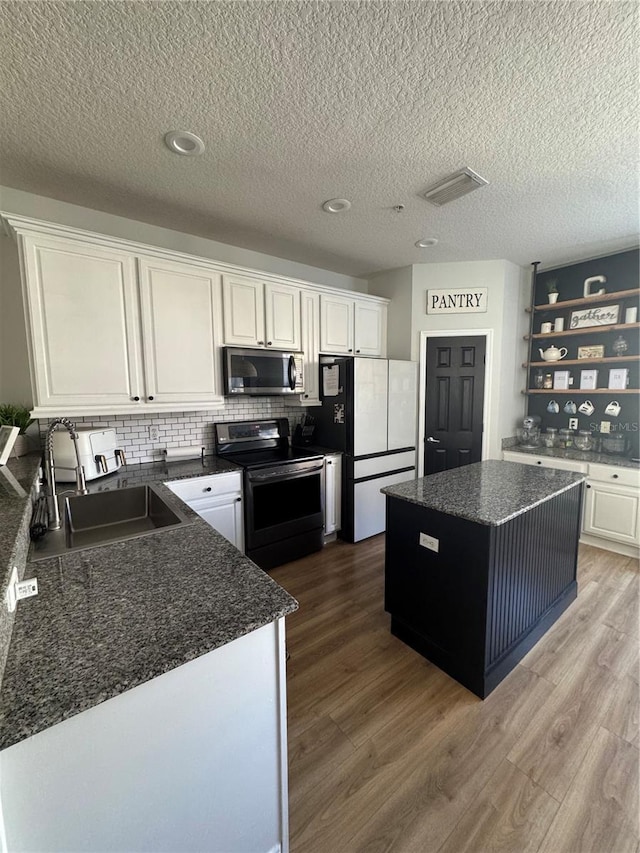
605;400;621;417
578;400;595;416
563;400;577;414
541;322;553;334
554;317;565;332
547;400;560;414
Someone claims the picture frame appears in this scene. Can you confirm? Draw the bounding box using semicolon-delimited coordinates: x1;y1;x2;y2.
570;304;620;329
553;370;571;390
608;368;629;390
0;425;20;466
580;369;598;390
577;344;605;359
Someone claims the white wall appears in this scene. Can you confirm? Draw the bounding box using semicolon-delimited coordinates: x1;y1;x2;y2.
411;260;529;459
367;266;413;360
0;186;367;292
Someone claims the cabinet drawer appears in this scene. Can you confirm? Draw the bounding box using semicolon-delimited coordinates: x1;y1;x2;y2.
503;451;588;474
165;471;242;503
587;463;640;488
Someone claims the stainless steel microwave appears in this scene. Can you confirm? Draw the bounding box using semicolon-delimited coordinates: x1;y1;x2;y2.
223;347;304;396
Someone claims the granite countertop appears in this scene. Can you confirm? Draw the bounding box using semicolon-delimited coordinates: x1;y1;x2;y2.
504;444;640;469
0;456;297;751
382;459;585;526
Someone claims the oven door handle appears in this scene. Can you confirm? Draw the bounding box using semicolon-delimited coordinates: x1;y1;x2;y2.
288;355;297;391
248;463;324;483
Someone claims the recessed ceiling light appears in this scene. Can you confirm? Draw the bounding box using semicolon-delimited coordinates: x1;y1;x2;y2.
164;130;205;156
415;238;439;248
322;198;351;213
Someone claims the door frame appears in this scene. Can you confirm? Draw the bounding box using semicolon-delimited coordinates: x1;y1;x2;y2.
417;329;494;476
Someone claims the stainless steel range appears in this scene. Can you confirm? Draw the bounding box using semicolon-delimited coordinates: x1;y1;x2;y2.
214;419;325;570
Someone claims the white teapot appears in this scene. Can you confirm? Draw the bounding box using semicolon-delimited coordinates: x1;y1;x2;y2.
539;345;568;362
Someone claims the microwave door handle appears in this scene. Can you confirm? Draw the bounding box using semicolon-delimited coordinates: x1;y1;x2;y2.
288;355;297;391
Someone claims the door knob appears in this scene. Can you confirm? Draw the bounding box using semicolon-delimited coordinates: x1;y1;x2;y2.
426;436;441;443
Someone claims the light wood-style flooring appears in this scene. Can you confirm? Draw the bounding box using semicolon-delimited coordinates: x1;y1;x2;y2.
271;537;639;853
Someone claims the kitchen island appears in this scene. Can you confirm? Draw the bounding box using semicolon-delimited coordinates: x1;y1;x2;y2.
0;454;297;852
382;459;585;699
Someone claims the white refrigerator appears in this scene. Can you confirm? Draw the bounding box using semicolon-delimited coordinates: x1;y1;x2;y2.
311;357;417;542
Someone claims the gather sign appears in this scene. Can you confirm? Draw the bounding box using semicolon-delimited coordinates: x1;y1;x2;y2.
427;287;488;314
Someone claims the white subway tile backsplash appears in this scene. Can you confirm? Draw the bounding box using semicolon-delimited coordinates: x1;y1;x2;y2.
39;398;306;464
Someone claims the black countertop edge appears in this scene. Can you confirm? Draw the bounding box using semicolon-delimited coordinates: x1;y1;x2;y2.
0;457;297;752
382;459;585;527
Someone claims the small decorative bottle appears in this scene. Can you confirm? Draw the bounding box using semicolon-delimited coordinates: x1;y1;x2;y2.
534;370;544;389
612;335;628;356
543;373;553;389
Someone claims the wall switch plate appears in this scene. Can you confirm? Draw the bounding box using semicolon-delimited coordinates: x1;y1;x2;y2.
149;426;159;442
600;421;611;434
419;532;439;553
568;418;578;430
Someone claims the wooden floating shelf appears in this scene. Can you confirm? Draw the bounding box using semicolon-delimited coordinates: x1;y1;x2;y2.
523;356;640;368
525;323;640;340
523;388;638;395
530;288;640;313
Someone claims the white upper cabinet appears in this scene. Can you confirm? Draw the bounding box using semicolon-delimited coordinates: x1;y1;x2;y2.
298;290;320;405
320;294;387;357
355;300;387;357
320;294;354;354
222;275;300;351
138;257;223;406
20;233;143;412
16;228;225;415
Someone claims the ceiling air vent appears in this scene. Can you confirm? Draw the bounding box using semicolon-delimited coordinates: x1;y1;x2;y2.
422;167;489;206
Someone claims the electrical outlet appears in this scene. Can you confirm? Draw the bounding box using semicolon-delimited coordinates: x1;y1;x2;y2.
419;532;439;553
568;418;578;430
16;578;38;601
600;421;611;434
149;426;159;442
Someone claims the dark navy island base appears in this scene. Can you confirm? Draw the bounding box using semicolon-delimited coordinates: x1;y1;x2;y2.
382;460;585;699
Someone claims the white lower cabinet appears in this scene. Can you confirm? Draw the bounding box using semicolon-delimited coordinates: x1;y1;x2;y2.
583;463;640;552
166;471;244;552
324;453;342;535
503;450;639;557
0;619;289;853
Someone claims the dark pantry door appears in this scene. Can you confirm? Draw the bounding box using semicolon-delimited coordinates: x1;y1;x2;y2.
424;335;486;474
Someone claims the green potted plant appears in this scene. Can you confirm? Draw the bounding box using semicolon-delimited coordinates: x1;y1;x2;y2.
0;404;35;457
546;279;559;304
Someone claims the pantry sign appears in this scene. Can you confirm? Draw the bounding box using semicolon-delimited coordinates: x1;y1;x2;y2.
427;287;488;314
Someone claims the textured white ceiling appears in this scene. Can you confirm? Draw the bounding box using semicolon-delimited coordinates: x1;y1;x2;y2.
0;1;638;277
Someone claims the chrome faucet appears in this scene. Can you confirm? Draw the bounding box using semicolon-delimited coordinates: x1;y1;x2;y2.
45;417;88;530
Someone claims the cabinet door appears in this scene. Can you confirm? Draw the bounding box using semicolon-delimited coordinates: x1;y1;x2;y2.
20;233;142;413
190;493;244;551
138;257;223;405
299;290;320;404
354;300;387;357
222;275;265;346
264;282;301;350
320;294;354;354
324;454;342;534
583;482;640;546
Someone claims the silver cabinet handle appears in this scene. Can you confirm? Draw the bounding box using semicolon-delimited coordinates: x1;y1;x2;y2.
426;436;441;444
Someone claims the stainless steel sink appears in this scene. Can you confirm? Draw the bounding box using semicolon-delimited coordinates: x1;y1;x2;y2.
29;485;191;561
